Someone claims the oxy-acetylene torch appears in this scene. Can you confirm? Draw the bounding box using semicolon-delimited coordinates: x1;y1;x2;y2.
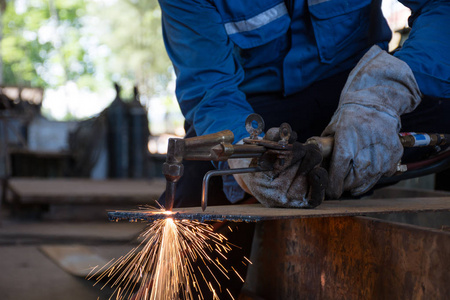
162;114;450;212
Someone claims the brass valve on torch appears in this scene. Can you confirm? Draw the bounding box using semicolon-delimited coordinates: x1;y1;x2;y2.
162;114;294;212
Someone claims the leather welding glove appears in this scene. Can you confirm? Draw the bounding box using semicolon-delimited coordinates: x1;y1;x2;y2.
322;45;422;199
228;129;328;208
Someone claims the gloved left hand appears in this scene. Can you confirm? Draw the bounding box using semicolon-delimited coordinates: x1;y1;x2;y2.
228;130;328;208
322;45;422;199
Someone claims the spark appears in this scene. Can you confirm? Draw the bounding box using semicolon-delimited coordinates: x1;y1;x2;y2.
89;208;247;300
226;289;235;300
243;256;252;264
231;266;244;283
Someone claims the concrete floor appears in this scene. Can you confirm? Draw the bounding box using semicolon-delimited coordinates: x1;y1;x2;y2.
0;212;147;300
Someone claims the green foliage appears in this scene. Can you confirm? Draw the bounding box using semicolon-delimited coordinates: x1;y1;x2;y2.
1;0;87;87
1;0;172;101
89;0;172;97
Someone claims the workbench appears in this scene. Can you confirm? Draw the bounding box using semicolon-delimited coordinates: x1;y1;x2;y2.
108;187;450;299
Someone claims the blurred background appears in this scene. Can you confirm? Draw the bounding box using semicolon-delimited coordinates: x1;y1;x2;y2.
0;0;186;183
1;1;435;300
0;0;413;180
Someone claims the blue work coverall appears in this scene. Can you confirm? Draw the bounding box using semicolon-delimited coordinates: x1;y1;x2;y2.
158;0;450;207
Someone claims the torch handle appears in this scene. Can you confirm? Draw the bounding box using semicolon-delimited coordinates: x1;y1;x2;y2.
307;133;450;158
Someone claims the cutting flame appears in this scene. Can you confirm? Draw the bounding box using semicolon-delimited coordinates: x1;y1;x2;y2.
89;211;247;300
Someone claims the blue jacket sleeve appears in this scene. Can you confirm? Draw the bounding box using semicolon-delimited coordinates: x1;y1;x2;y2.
159;0;254;143
394;0;450;98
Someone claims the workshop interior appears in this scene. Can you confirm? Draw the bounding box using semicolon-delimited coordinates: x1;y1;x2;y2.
0;1;449;300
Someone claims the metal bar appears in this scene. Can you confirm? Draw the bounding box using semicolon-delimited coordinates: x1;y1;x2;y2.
399;132;450;147
184;130;234;148
230;145;266;157
201;167;263;211
309;133;450;159
108;197;450;223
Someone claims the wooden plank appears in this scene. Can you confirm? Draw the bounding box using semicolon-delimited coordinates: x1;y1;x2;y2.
243;216;450;299
108;197;450;222
7;178;165;205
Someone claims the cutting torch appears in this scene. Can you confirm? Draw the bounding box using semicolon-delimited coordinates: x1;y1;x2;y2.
163;114;293;211
162;114;450;212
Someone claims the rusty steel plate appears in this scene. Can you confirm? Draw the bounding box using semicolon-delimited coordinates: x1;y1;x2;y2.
108;197;450;223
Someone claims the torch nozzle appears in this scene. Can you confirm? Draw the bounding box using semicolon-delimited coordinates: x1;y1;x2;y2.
164;180;176;212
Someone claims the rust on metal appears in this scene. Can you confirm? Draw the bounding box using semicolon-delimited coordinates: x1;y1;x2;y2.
108;197;450;223
243;216;450;299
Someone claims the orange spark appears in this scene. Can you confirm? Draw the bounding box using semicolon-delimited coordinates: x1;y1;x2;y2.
89;208;247;300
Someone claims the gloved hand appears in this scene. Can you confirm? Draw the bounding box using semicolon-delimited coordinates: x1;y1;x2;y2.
322;45;422;199
228;129;328;208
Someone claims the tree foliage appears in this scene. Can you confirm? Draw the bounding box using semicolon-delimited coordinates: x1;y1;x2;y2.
1;0;172;100
2;0;88;87
89;0;172;98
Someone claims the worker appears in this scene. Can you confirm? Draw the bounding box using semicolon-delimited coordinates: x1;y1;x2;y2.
157;0;450;209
